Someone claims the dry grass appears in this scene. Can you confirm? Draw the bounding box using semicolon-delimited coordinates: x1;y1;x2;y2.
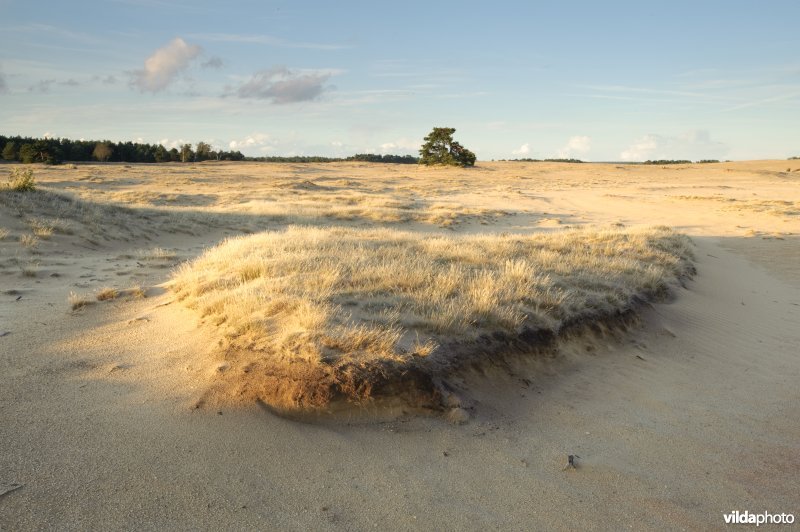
0;188;141;242
671;195;800;217
96;287;119;301
236;194;507;227
122;285;146;299
68;291;93;311
0;187;224;245
172;225;694;408
0;228;9;241
136;247;177;261
67;292;93;311
19;234;39;249
723;199;800;217
28;217;72;238
21;261;39;277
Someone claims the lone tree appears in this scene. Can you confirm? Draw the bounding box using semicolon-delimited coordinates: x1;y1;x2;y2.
419;127;476;167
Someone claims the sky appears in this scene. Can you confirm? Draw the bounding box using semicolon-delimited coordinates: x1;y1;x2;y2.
0;0;798;161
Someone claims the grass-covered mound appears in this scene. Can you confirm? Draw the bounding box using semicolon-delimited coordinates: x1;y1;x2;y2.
171;225;694;409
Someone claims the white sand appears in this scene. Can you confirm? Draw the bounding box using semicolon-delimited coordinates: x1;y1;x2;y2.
1;160;798;529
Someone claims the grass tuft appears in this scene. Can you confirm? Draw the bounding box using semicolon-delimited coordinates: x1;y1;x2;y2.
21;261;39;277
19;234;39;249
123;285;147;299
68;291;93;311
96;287;119;301
171;225;694;408
27;217;72;237
137;247;177;261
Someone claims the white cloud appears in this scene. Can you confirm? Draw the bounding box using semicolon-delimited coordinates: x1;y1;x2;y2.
0;71;8;94
619;130;728;161
557;135;591;158
228;133;276;153
512;143;530;156
377;138;418;154
130;37;202;92
619;135;659;161
158;138;192;150
233;67;331;104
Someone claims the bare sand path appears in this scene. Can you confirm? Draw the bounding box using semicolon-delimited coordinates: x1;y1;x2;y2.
1;161;798;529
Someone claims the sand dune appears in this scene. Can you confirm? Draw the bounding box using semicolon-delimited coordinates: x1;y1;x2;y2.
1;160;798;528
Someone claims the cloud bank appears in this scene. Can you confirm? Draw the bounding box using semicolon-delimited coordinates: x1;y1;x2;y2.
620;130;728;161
512;143;530;156
233;67;331;104
557;136;591;158
228;133;276;153
131;37;202;92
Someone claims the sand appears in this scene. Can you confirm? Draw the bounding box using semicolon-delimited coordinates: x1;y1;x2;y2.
1;160;798;529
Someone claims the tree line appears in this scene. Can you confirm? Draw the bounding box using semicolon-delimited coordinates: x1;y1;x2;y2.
498;158;584;163
248;154;418;164
0;135;245;164
0;135;421;165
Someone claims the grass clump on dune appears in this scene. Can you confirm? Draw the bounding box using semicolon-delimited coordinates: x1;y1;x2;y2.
7;168;36;192
171;225;694;408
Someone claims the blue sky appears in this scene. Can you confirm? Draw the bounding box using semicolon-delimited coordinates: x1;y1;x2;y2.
1;0;798;160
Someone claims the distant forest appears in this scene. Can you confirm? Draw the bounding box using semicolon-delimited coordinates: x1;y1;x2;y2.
499;158;585;163
0;135;418;165
250;154;419;164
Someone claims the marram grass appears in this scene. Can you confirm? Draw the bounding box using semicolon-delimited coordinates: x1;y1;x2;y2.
171;225;694;408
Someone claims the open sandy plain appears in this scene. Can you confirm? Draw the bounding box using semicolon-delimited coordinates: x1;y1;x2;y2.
1;160;798;529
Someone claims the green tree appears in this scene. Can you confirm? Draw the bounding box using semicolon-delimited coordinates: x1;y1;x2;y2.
19;144;35;164
154;145;169;163
419;127;476;167
31;140;60;164
195;141;211;161
180;143;194;163
93;142;113;162
2;141;17;161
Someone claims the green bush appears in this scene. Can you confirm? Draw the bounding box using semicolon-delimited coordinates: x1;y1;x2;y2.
8;167;36;192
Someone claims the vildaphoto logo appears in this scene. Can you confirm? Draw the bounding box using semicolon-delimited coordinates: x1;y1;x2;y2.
723;510;795;526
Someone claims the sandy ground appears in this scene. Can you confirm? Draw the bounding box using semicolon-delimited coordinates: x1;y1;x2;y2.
1;160;798;529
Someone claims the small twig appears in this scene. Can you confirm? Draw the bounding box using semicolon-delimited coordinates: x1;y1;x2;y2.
0;483;24;498
563;454;580;471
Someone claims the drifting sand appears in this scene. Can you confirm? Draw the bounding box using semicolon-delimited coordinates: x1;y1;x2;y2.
1;160;798;529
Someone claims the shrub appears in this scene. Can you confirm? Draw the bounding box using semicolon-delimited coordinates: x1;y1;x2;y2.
8;168;36;192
